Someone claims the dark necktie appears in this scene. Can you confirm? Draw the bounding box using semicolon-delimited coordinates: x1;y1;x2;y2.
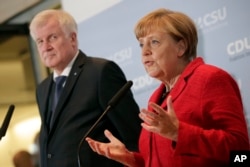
49;76;67;129
53;76;67;111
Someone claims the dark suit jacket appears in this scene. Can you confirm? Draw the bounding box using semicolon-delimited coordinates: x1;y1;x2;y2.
36;50;141;167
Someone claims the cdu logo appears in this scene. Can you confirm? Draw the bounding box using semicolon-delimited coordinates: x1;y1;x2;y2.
230;150;250;167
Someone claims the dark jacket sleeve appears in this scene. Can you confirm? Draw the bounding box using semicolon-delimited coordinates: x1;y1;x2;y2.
99;60;142;151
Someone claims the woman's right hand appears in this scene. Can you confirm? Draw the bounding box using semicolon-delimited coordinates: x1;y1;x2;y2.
86;129;136;166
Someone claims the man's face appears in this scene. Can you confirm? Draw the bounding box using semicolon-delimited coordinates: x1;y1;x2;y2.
33;19;77;74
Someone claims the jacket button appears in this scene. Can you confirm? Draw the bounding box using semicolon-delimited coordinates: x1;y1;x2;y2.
47;154;52;159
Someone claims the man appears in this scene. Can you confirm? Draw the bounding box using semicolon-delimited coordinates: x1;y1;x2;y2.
29;9;141;167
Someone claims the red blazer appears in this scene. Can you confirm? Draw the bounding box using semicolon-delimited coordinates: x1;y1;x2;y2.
135;57;249;167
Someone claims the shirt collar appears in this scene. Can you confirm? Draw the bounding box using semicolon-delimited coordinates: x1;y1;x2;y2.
53;50;79;81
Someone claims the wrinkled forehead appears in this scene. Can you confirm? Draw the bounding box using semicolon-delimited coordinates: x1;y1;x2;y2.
33;20;60;37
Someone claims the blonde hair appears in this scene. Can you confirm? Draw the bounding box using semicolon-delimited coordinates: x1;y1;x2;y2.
134;8;198;59
29;9;78;40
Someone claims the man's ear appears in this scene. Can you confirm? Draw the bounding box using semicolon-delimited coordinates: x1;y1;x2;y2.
70;32;77;41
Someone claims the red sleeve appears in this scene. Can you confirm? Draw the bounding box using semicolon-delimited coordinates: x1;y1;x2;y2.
173;69;249;162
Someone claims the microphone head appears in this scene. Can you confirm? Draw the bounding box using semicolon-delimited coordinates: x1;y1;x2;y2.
8;105;15;112
0;104;15;139
108;81;133;107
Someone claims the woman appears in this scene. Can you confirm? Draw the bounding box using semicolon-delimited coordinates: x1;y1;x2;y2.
86;8;249;167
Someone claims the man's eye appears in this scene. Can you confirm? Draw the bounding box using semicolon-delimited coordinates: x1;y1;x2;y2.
36;40;43;45
139;43;144;48
50;35;57;41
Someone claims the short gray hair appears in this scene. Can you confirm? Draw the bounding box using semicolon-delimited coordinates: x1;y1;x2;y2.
29;9;78;40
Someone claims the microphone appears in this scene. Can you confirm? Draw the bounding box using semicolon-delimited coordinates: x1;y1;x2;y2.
0;104;15;141
77;81;133;167
107;80;133;107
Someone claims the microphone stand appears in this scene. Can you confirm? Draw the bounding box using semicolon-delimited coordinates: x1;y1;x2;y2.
77;105;112;167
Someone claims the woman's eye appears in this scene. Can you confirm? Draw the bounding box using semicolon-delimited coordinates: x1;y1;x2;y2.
152;40;159;44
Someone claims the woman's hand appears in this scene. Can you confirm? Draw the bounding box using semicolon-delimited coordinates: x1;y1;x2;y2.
139;95;179;141
86;130;136;166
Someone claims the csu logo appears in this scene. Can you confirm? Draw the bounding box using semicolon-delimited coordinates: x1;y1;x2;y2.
195;6;227;29
108;47;132;64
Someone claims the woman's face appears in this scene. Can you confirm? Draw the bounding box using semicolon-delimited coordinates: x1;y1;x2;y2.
138;31;183;81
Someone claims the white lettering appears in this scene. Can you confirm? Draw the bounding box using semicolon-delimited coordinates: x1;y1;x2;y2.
234;155;241;162
195;6;227;29
241;155;247;162
234;154;247;162
108;47;132;63
132;75;154;91
227;37;250;56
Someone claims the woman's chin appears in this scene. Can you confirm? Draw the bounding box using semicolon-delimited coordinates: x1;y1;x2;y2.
147;71;160;79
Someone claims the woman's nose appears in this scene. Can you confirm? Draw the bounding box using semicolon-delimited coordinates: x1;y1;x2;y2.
141;45;151;56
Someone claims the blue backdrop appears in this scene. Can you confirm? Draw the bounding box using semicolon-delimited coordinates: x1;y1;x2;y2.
62;0;250;136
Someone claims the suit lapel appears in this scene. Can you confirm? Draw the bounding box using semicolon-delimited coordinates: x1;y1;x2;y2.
156;58;204;109
49;51;86;131
161;77;186;109
40;75;54;134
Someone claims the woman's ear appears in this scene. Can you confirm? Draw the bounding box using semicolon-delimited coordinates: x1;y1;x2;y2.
177;40;186;57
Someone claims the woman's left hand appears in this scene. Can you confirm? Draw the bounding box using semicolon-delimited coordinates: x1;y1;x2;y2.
139;95;179;141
